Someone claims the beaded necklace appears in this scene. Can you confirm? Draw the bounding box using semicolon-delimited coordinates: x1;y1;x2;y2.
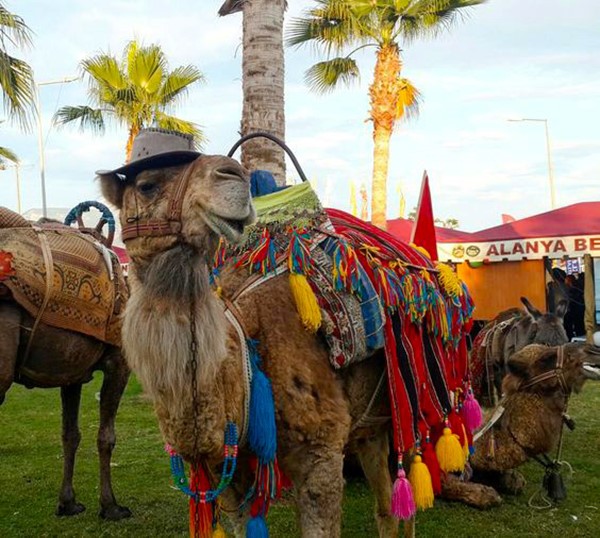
166;421;238;503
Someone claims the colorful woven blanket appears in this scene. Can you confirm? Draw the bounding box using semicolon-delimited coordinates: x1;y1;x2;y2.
215;183;476;456
0;207;128;346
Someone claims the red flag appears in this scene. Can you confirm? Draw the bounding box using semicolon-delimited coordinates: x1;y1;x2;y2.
410;171;438;261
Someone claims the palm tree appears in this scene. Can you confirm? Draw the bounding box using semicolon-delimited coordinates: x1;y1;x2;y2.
219;0;287;185
54;40;205;161
288;0;484;229
0;3;35;129
0;144;18;169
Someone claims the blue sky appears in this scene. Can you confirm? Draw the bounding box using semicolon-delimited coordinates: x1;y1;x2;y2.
1;0;599;232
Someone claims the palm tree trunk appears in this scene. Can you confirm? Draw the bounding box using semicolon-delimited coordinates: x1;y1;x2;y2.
125;125;140;163
371;126;392;229
241;0;286;185
369;44;402;230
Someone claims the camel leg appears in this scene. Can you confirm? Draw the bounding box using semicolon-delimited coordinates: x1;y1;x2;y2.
291;448;345;538
441;473;503;509
56;383;86;516
355;432;399;538
0;303;19;405
97;350;131;520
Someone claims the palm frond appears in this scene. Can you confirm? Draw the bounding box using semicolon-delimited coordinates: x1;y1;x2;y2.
395;77;421;122
82;54;128;92
0;5;33;48
0;50;35;128
53;105;106;133
158;65;204;106
304;57;360;94
126;42;167;96
153;112;206;150
0;145;19;163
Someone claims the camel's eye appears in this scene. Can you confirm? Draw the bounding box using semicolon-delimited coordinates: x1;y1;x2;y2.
137;181;159;197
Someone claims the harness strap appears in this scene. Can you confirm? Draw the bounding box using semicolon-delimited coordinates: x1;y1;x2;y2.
520;345;568;393
222;299;252;448
21;227;55;367
121;159;198;241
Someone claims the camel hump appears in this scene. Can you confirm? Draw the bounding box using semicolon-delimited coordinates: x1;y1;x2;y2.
0;206;30;228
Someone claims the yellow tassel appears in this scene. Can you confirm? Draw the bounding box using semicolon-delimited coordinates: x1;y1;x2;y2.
435;262;463;298
212;524;226;538
435;427;465;473
408;455;434;510
289;273;321;332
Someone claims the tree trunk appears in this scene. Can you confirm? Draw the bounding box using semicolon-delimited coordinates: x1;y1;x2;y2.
241;0;286;185
125;125;140;163
369;44;402;230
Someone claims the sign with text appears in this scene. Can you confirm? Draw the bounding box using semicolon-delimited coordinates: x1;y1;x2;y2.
439;234;600;262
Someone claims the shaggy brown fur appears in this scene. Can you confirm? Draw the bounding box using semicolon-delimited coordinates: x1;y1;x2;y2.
101;157;407;537
441;342;599;508
468;343;599;496
475;297;569;406
0;300;131;520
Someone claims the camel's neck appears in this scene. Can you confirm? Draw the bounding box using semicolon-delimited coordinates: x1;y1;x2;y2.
123;245;239;459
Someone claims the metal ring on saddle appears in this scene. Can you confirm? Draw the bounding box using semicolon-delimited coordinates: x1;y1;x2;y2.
64;200;116;248
227;131;309;183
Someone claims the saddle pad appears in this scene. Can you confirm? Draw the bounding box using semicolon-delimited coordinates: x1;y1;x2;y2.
0;226;127;346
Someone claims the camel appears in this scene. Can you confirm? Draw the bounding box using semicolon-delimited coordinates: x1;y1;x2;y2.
471;297;568;407
0;206;131;520
99;130;456;536
458;342;600;502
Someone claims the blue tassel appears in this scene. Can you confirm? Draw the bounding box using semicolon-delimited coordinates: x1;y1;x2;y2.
247;340;277;463
247;515;269;537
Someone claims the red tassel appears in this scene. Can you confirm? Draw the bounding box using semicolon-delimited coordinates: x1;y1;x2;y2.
189;463;214;538
421;435;442;495
448;410;467;449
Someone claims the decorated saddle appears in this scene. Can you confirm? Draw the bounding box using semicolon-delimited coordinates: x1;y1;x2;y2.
0;207;128;346
214;182;477;449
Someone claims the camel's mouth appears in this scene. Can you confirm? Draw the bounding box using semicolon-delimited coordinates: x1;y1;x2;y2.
203;212;248;243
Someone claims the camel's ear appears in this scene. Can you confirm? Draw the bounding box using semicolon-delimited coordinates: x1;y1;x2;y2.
98;173;126;209
521;296;542;320
554;299;568;319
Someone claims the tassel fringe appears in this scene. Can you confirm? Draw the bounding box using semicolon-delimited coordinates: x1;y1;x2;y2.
391;465;416;520
435;427;465;473
408;455;434;510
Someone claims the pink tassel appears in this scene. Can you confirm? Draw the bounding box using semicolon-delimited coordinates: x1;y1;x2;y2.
391;466;416;520
461;388;483;432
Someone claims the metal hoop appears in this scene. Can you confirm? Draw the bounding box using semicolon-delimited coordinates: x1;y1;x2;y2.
227;132;309;183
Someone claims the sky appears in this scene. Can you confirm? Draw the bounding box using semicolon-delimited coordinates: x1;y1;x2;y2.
1;0;599;233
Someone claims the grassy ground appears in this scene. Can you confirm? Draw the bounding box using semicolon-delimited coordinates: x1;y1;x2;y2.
1;376;598;537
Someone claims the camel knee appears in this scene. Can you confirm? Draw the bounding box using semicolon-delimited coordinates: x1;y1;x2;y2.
62;427;81;450
294;451;344;538
97;427;116;455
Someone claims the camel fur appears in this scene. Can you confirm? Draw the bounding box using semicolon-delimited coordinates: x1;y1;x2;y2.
444;342;600;506
100;156;427;537
472;297;568;406
0;209;131;520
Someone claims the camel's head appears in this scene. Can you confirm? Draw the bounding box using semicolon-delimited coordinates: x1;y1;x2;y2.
100;155;255;260
503;342;600;398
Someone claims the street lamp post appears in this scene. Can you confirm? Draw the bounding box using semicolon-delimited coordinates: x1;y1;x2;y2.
508;118;556;209
34;76;79;217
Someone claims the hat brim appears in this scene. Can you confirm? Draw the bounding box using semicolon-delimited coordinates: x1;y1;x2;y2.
96;150;201;180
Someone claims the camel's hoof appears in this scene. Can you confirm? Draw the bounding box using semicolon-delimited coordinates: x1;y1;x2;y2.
100;504;132;521
56;501;86;517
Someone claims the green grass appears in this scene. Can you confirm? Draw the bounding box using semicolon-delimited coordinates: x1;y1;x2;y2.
1;376;599;537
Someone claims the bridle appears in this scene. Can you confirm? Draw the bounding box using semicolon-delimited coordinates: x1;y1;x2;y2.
519;344;570;396
121;159;199;242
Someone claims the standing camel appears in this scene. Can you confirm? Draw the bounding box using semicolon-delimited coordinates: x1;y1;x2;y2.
0;207;131;520
99;128;473;537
